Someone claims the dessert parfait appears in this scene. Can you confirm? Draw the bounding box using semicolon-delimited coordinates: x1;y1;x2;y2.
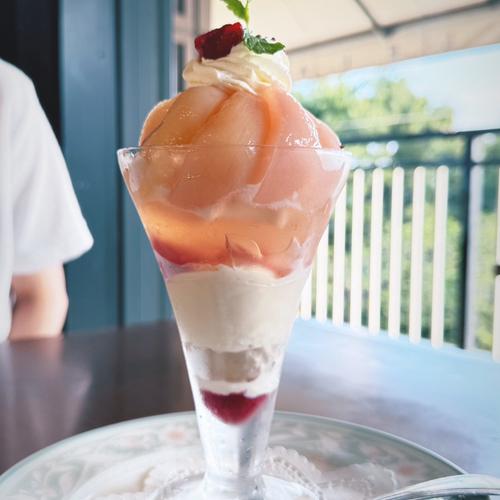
117;2;350;498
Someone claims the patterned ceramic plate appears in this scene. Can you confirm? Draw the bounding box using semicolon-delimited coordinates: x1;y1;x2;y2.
0;411;463;499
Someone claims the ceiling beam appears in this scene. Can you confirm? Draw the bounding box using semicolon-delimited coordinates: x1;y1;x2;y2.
352;0;390;37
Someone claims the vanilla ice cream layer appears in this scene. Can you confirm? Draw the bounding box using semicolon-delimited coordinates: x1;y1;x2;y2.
183;343;285;398
166;265;308;352
196;371;280;398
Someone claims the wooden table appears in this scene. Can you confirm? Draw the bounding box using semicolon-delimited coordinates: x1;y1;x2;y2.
1;320;499;475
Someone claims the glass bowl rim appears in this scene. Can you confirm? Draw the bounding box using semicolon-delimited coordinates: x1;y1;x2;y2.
117;144;352;158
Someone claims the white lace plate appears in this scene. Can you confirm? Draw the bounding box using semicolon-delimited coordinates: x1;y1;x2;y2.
0;411;463;499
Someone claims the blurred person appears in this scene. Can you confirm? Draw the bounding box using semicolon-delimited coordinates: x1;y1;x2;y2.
0;59;93;341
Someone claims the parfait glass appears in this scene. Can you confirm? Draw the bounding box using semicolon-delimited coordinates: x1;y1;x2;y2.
117;145;350;499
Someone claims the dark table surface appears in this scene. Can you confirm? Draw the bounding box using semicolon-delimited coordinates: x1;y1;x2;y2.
1;319;499;476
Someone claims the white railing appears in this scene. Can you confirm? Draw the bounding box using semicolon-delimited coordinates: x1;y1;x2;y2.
368;168;384;334
300;158;500;359
387;167;404;338
332;186;346;325
430;166;449;348
493;170;500;361
349;169;364;329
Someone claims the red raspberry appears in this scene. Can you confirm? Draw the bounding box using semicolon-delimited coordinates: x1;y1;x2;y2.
195;23;244;60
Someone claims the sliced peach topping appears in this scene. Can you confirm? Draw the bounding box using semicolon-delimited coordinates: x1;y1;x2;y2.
129;84;346;275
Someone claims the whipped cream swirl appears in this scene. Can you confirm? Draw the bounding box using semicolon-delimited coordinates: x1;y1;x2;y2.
183;43;292;94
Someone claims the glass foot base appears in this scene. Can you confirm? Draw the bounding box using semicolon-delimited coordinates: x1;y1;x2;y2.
143;447;323;499
157;475;320;499
94;448;399;499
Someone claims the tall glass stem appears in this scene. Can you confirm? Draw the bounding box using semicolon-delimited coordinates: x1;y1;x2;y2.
183;343;283;500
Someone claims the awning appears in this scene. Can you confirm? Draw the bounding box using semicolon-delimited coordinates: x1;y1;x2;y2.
208;0;500;80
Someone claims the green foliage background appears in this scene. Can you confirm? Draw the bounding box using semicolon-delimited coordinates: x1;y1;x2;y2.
295;79;499;349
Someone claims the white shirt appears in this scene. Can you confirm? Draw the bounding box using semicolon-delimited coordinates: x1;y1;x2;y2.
0;60;93;341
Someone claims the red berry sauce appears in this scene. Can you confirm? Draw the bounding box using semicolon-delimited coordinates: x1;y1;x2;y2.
201;390;268;425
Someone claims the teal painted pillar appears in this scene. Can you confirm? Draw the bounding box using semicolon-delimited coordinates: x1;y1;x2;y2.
61;0;173;331
60;0;121;330
120;0;173;325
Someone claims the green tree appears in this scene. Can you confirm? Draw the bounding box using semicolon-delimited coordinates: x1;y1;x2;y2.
296;79;453;139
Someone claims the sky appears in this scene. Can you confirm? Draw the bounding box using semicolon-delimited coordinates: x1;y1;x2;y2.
293;44;500;133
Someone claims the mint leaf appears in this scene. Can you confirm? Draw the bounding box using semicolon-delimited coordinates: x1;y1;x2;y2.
244;32;285;55
221;0;250;25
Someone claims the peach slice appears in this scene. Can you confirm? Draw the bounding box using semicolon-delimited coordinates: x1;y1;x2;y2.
168;91;269;208
254;88;321;208
140;201;227;266
254;89;344;211
314;116;342;149
139;98;175;145
254;146;339;212
193;90;267;146
140;86;229;146
262;88;320;147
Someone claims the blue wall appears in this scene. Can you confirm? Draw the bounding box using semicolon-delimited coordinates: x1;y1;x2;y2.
60;0;173;331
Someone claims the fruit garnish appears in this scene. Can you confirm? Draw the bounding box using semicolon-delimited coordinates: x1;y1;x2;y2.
194;0;285;59
195;22;244;60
